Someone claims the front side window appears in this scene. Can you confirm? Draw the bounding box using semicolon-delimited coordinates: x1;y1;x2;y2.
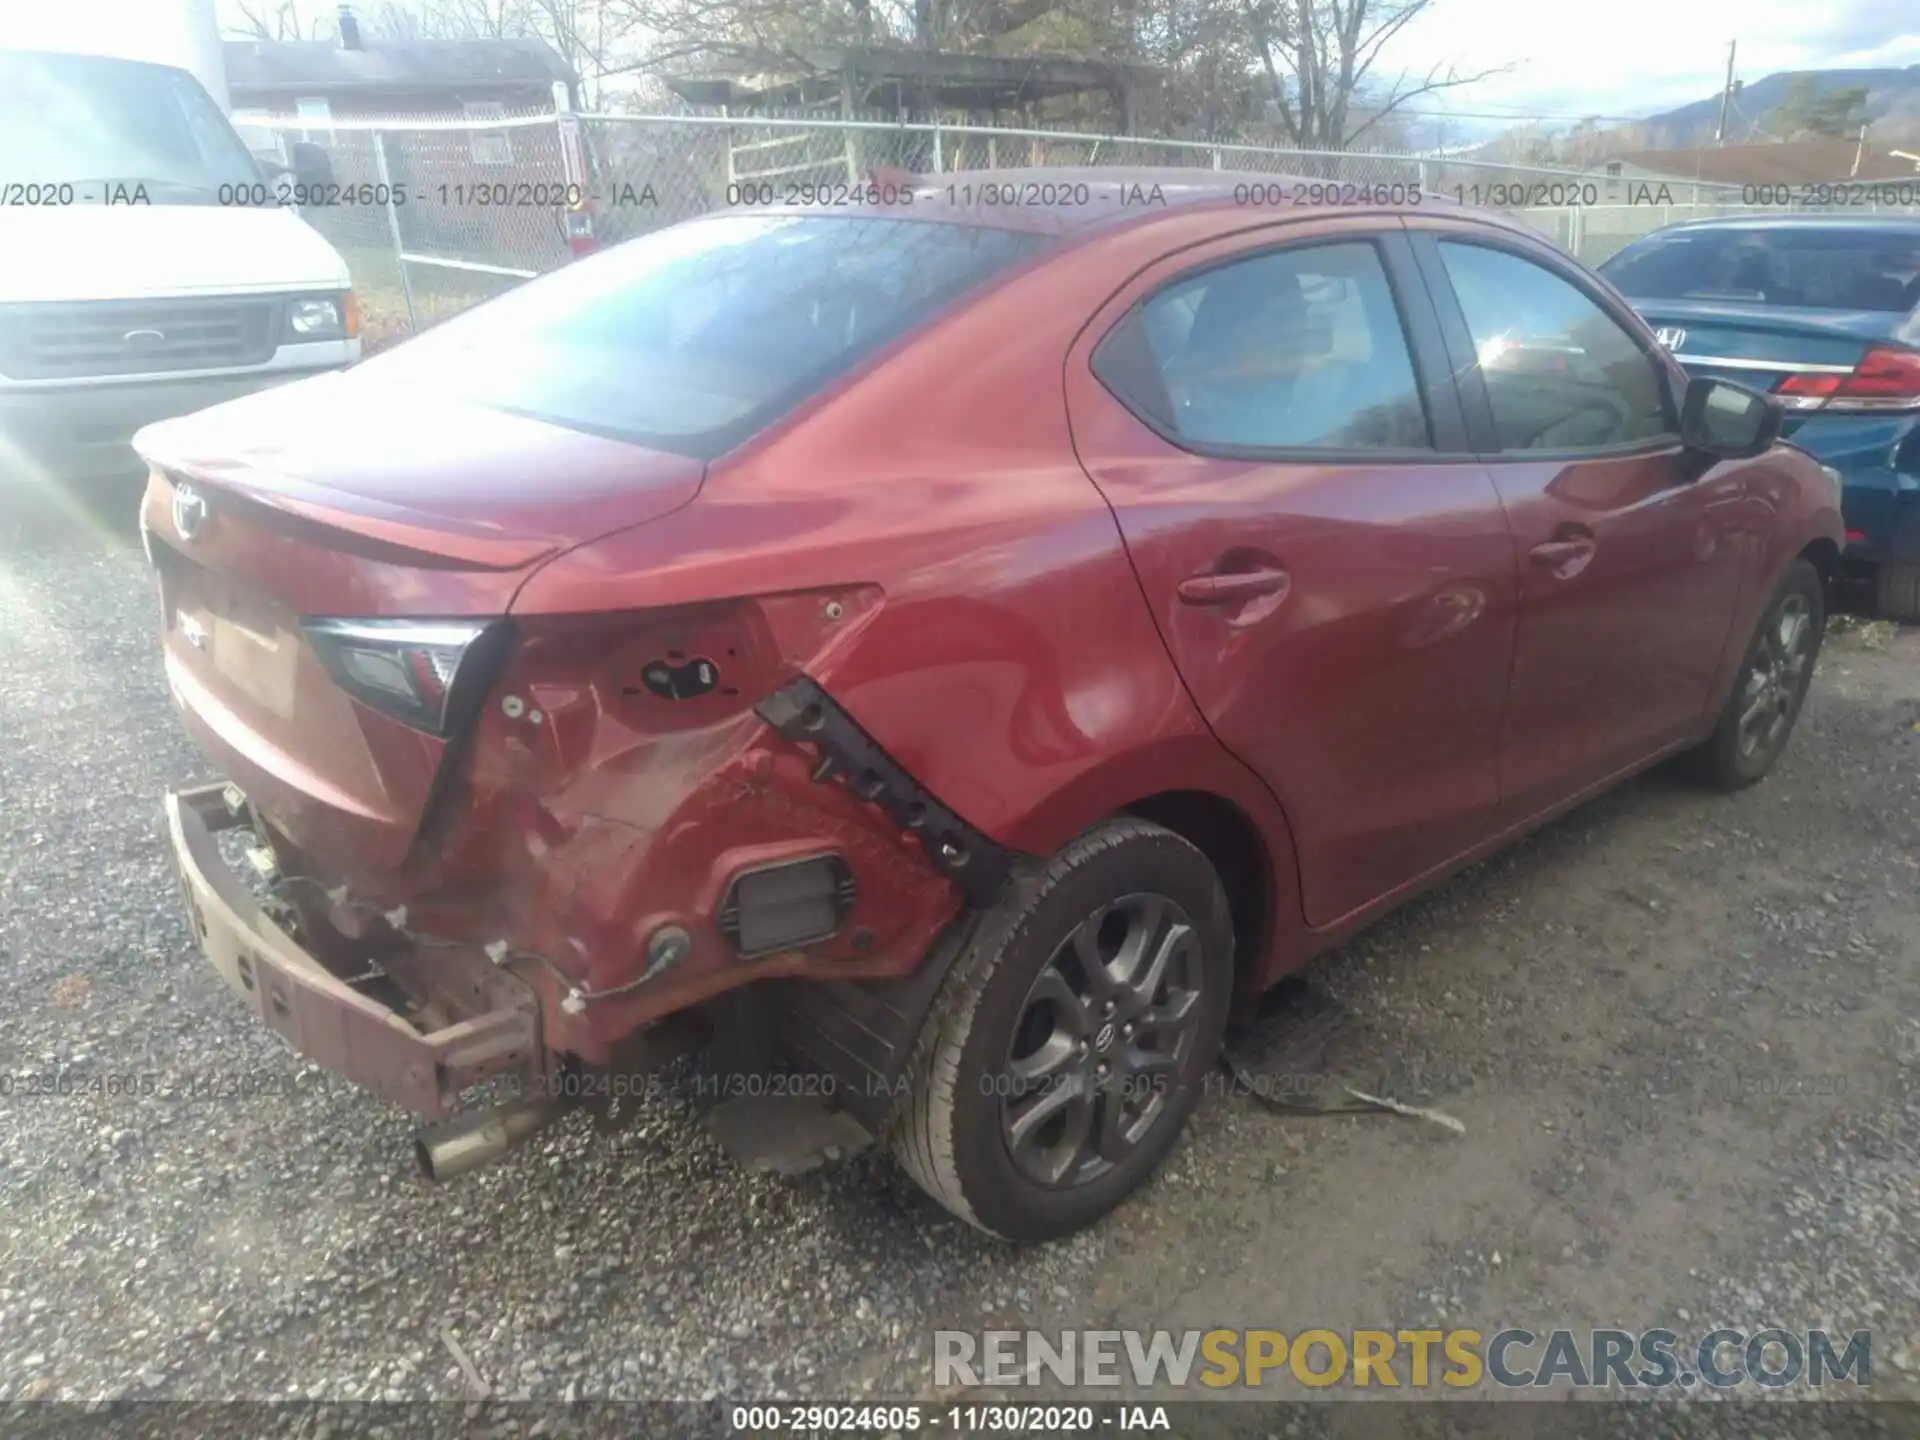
1438;241;1672;453
1099;241;1431;452
363;213;1047;457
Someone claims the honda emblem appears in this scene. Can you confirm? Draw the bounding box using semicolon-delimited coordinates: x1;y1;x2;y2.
1654;326;1686;351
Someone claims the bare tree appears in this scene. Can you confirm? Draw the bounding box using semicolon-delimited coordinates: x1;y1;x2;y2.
360;0;536;37
527;0;646;105
594;0;1489;142
1243;0;1503;148
232;0;1494;143
595;0;862;75
352;0;642;104
228;0;327;39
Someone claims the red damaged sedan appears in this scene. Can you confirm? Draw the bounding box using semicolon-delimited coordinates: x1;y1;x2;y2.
138;171;1843;1241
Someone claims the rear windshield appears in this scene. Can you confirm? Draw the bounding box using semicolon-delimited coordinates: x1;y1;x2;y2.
366;214;1048;457
1600;227;1920;312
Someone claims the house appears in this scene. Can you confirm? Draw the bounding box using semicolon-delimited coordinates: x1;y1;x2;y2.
223;7;583;270
224;6;580;135
1585;137;1920;196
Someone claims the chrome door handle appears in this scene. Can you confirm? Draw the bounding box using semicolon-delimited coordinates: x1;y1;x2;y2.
1529;538;1596;568
1176;568;1290;605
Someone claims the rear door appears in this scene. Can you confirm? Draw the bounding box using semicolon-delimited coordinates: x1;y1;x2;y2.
1410;222;1752;814
1065;218;1518;928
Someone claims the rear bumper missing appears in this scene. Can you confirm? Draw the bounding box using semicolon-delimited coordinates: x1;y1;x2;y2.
166;782;543;1120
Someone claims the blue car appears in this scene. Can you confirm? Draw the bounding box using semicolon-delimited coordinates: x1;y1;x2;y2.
1600;215;1920;620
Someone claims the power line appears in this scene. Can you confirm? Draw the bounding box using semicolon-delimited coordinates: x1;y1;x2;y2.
1714;38;1738;145
1385;108;1680;125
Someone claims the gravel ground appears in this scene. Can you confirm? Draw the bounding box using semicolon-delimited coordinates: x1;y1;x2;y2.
1;511;1916;1430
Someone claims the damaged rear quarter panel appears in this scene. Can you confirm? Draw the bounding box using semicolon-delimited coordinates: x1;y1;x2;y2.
377;590;959;1063
479;237;1237;1055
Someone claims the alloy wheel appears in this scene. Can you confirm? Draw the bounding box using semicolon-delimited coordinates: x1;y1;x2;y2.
1000;893;1205;1188
1737;591;1815;762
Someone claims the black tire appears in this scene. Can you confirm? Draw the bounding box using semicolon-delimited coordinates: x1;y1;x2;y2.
1690;558;1825;791
1877;561;1920;624
891;818;1233;1242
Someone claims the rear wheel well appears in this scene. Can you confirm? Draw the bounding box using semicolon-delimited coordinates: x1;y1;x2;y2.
1123;790;1271;1004
1801;537;1840;583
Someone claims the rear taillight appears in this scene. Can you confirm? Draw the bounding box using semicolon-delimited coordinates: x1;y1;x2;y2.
1776;346;1920;413
303;618;508;736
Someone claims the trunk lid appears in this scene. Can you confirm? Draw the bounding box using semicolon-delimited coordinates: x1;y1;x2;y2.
137;370;706;874
137;370;707;589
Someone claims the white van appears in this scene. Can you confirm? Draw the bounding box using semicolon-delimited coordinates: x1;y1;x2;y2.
0;49;359;486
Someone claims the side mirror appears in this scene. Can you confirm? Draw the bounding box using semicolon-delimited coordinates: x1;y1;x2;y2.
1680;375;1781;460
287;141;334;191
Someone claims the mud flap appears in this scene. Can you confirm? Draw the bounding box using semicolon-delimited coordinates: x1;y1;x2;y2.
770;913;981;1138
695;929;974;1172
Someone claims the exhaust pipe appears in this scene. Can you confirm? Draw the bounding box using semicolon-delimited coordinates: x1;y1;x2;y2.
414;1096;563;1182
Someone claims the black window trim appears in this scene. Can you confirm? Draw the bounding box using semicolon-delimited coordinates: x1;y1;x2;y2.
1408;225;1687;463
1088;228;1477;465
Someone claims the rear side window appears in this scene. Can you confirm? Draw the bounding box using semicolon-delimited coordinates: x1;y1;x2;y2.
366;214;1046;458
1439;241;1672;453
1601;227;1920;313
1096;241;1431;452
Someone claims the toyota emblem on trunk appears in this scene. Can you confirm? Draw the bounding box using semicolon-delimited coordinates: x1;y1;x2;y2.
1654;326;1686;351
172;483;208;541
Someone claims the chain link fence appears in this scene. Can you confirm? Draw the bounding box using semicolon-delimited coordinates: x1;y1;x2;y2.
233;112;1920;348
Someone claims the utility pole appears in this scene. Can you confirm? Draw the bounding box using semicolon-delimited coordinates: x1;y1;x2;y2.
1852;121;1869;177
1714;39;1737;146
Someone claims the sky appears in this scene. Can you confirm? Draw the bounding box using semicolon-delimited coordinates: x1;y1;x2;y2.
1;0;224;76
1382;0;1920;141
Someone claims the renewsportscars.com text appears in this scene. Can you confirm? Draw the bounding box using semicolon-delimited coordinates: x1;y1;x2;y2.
934;1327;1871;1391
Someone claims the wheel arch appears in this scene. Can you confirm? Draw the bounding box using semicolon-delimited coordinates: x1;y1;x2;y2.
996;731;1306;997
1122;789;1276;1010
1800;535;1840;584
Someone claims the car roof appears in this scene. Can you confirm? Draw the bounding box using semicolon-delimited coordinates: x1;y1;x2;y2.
1649;213;1920;236
756;164;1528;241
